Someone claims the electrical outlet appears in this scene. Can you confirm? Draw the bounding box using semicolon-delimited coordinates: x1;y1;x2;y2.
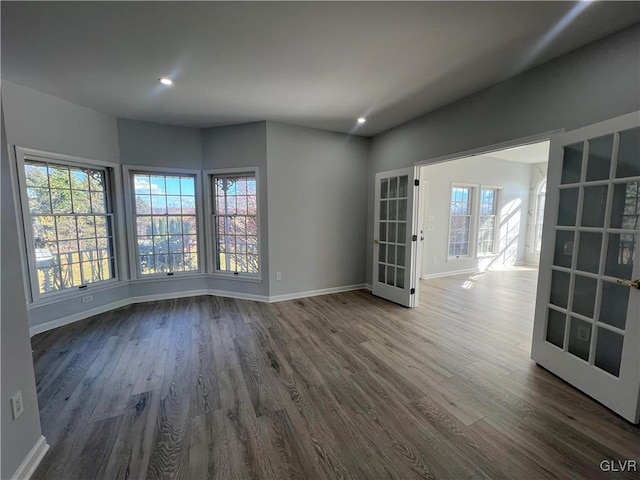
276;272;282;281
82;295;94;303
11;391;24;420
577;326;590;342
427;225;434;231
427;216;434;222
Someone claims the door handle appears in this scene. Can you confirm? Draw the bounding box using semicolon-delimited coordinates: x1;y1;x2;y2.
616;278;640;290
374;239;379;245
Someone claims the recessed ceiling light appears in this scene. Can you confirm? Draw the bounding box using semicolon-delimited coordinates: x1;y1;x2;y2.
357;117;366;124
159;77;173;86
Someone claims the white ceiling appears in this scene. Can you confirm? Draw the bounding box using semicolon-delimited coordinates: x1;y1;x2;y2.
2;2;639;136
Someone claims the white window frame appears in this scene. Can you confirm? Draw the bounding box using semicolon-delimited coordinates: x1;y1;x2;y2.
533;179;547;253
477;185;502;257
12;147;125;304
204;167;262;281
123;165;204;279
447;183;477;261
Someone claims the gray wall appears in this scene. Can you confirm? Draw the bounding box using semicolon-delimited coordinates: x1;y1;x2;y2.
367;24;640;284
2;81;119;162
266;122;369;296
1;101;43;479
117;118;202;169
1;81;128;328
201;122;270;297
118;119;209;299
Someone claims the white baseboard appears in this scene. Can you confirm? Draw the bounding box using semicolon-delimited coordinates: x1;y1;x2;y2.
420;268;479;280
519;262;540;268
364;283;372;291
269;284;366;303
209;289;269;303
29;284;365;336
10;435;49;480
129;289;212;304
29;299;131;337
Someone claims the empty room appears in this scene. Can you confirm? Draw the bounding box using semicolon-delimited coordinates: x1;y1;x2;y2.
1;2;639;479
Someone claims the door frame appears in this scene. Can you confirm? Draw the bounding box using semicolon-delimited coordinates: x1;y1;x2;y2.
412;130;561;289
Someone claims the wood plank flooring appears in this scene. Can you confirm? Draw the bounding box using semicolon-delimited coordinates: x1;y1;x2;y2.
31;268;640;479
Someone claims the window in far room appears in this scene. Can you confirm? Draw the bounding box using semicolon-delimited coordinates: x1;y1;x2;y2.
534;179;546;252
478;187;499;255
211;172;259;275
448;185;474;259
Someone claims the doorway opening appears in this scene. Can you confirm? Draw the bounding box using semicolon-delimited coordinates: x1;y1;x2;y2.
416;140;550;284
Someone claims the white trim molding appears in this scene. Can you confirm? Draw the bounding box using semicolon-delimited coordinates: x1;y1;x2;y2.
10;435;49;480
29;299;131;336
268;283;367;303
421;268;479;280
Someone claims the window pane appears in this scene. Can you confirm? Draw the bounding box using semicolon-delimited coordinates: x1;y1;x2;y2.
150;176;166;194
167;195;181;212
27;188;52;214
72;189;91;214
151;195;167;214
48;165;70;189
586;135;613;181
182;196;196;215
166;177;181;195
611;182;640;230
50;190;73;214
568;317;591;361
181;177;195;195
24;162;49;187
77;216;96;239
134;174;150;194
70;168;90;190
398;176;408;198
561;143;583;184
91;192;106;213
595;328;624;377
616;127;640;178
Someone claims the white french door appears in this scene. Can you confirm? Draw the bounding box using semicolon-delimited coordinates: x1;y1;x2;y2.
372;167;419;307
532;112;640;423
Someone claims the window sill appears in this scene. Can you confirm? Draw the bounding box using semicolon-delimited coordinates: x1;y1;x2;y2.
447;256;473;262
211;273;262;283
130;273;207;284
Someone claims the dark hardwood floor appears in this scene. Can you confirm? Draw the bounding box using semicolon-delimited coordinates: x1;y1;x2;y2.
31;268;640;479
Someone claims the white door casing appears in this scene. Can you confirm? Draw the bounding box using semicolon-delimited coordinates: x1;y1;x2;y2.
532;111;640;423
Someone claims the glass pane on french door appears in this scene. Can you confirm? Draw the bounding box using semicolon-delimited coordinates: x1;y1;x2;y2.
378;174;409;289
545;126;639;378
